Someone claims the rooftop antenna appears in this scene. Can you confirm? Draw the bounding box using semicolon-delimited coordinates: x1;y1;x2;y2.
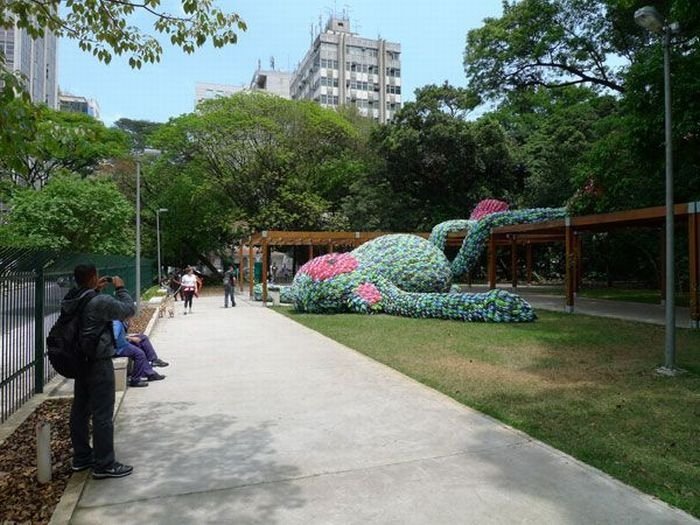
257;58;261;70
270;56;275;70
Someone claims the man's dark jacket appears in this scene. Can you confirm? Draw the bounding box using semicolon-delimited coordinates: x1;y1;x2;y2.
60;286;135;360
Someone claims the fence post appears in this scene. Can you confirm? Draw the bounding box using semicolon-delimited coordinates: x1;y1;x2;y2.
34;263;45;394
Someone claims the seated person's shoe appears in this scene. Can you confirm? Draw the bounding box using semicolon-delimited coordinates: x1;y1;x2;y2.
147;372;166;381
151;358;169;367
129;378;149;388
92;461;133;479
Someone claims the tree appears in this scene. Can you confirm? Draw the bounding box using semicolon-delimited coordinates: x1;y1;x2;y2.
154;93;366;231
464;0;627;100
0;105;129;188
0;174;133;253
465;1;700;214
0;1;246;69
113;118;163;151
491;86;618;208
364;83;518;230
144;93;370;268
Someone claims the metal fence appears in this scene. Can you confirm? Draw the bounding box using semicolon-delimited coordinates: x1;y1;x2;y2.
0;247;154;423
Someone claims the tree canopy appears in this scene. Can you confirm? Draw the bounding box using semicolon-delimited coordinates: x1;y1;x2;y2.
0;104;129;188
0;174;133;253
464;0;627;99
358;83;519;230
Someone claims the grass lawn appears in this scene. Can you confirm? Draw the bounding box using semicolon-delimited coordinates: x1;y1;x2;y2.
279;307;700;517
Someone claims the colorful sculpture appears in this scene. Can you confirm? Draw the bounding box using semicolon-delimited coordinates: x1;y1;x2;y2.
290;202;567;322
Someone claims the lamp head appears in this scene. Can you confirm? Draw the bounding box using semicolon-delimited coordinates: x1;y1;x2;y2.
634;6;665;33
158;208;169;213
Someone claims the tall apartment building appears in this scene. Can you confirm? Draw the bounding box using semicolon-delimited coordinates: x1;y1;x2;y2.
0;23;58;108
290;17;401;123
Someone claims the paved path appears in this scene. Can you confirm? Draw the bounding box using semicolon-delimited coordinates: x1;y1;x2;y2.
71;294;698;524
465;284;695;329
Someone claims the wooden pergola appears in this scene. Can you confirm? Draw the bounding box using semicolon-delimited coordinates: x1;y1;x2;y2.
480;202;699;326
240;202;699;327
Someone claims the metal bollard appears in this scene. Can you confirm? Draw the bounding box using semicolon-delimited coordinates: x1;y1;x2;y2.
36;421;52;483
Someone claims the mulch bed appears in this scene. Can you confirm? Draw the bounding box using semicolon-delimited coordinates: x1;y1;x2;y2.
0;398;73;524
0;305;156;524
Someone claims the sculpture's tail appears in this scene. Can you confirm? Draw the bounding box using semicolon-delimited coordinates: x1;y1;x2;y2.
349;278;536;322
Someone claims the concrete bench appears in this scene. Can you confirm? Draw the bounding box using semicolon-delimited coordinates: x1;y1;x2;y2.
113;357;129;391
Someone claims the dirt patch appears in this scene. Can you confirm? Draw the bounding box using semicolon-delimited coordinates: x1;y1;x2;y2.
130;306;155;333
0;398;73;525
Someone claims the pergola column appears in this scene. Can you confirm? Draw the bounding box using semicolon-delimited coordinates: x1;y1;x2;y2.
248;236;254;299
261;235;269;305
565;218;575;313
575;233;583;294
689;202;700;328
526;243;533;285
238;239;245;292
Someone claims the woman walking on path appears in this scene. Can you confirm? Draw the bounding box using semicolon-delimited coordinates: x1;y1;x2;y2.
181;267;198;315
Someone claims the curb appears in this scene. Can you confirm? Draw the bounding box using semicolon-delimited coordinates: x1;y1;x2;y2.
48;303;162;525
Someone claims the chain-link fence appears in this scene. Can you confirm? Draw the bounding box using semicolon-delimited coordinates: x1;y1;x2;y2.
0;247;153;423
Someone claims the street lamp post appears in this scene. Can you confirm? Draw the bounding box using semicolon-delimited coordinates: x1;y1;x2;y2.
634;6;682;375
156;208;168;286
133;148;161;315
135;159;141;314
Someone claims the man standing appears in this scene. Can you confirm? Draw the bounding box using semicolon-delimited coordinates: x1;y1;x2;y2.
224;264;236;308
65;264;135;479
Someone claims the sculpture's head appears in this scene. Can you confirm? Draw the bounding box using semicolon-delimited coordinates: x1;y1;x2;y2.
292;253;359;313
291;252;389;314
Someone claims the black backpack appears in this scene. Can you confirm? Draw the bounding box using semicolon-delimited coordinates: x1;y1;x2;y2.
47;289;97;379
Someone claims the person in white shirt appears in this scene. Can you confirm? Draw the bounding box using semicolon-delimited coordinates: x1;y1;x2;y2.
180;267;198;315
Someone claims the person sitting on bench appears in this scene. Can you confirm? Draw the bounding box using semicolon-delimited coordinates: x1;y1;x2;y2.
112;319;167;387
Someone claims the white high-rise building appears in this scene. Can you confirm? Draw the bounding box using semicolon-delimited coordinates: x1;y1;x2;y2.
195;81;248;106
0;24;58;108
290;17;402;123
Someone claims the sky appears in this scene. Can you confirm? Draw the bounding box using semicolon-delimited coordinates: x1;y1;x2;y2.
57;0;505;126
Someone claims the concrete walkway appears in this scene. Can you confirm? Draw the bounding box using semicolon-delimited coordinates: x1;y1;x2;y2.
466;284;695;329
70;294;698;524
